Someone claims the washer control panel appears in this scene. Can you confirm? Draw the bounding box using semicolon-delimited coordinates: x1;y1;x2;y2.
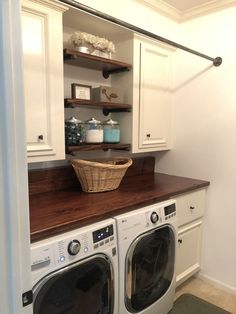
31;219;117;285
93;224;113;243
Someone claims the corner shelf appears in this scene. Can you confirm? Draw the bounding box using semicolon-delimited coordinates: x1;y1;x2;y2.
63;48;132;78
64;99;132;115
66;143;131;154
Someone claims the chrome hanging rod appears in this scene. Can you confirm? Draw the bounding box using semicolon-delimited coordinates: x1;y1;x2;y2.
61;0;222;67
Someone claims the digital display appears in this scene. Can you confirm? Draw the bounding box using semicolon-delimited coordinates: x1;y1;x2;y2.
93;224;114;243
164;203;176;216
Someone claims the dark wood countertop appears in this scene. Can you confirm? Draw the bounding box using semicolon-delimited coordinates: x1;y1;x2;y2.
29;157;209;242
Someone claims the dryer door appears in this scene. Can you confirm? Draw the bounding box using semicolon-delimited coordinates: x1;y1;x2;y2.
33;254;113;314
125;225;175;312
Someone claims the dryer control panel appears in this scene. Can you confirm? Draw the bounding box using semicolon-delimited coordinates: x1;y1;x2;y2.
115;199;177;241
164;203;176;221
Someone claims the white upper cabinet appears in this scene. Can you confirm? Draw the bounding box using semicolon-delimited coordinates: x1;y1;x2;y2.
137;39;173;151
22;0;67;162
113;35;174;153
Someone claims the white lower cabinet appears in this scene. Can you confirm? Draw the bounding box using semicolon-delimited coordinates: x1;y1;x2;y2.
22;0;67;162
176;220;202;285
175;189;206;286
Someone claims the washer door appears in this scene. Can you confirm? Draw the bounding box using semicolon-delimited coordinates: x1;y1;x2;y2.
33;254;113;314
125;225;175;312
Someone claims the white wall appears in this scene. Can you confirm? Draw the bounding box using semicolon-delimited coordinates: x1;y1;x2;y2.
73;0;179;39
157;7;236;291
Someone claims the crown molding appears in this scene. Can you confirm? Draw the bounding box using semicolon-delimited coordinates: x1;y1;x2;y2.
22;0;68;12
136;0;181;22
137;0;236;23
181;0;236;21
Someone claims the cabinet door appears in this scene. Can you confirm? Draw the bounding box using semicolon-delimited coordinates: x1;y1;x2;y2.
176;221;202;286
22;0;66;162
137;41;173;152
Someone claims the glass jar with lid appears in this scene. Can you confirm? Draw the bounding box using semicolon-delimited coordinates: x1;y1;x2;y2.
65;116;85;146
103;118;120;143
85;117;103;143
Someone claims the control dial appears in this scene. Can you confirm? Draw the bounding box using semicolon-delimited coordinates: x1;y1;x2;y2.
150;211;159;224
68;240;81;256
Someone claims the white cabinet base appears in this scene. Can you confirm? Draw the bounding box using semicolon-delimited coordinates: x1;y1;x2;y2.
176;220;202;286
175;188;207;286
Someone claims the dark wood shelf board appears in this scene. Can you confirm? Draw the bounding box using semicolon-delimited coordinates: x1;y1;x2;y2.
64;99;132;111
66;143;131;153
63;48;132;76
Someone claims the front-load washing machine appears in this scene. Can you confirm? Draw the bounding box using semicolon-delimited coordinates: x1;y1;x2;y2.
30;218;118;314
114;199;177;314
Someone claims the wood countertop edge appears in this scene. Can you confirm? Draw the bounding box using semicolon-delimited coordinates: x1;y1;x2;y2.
30;173;210;242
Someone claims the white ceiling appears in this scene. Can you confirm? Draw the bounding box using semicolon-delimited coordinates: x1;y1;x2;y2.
162;0;213;11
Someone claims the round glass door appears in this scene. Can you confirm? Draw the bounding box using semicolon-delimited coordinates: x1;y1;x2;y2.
33;255;113;314
125;225;175;312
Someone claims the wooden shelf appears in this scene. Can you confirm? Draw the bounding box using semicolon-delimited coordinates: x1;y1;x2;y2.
66;143;131;154
64;99;132;115
63;48;132;78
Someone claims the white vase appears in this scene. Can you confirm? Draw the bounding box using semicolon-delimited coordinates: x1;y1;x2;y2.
74;43;94;54
90;49;111;59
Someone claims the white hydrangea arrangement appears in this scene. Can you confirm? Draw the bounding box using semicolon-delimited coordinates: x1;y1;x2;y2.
70;31;115;53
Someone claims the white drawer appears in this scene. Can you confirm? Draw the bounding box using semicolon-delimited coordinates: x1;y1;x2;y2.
176;189;206;227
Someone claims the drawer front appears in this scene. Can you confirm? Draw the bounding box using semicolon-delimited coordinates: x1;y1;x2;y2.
176;189;206;227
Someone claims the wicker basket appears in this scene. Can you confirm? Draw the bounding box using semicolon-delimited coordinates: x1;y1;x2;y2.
71;157;132;193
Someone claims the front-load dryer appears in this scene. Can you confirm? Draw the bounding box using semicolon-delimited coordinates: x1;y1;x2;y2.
30;218;118;314
114;199;177;314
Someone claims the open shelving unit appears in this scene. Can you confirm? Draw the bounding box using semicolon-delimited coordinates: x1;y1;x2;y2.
64;49;132;153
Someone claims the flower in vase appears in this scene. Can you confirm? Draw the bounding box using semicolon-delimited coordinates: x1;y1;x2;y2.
70;31;115;53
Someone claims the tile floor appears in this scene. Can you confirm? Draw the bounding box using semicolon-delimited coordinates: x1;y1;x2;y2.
175;276;236;313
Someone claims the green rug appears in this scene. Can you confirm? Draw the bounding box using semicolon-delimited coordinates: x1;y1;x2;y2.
168;293;232;314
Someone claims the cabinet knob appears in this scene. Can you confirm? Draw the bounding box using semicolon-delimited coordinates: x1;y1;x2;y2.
178;239;182;244
38;135;44;140
146;134;151;138
190;206;195;210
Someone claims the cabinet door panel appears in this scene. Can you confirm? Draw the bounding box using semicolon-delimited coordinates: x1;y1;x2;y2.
176;221;202;286
22;1;66;162
22;11;49;152
139;42;172;150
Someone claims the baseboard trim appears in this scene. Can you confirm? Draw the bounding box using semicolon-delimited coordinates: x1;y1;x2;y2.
197;272;236;295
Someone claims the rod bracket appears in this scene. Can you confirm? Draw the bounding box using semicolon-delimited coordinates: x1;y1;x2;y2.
213;57;222;67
